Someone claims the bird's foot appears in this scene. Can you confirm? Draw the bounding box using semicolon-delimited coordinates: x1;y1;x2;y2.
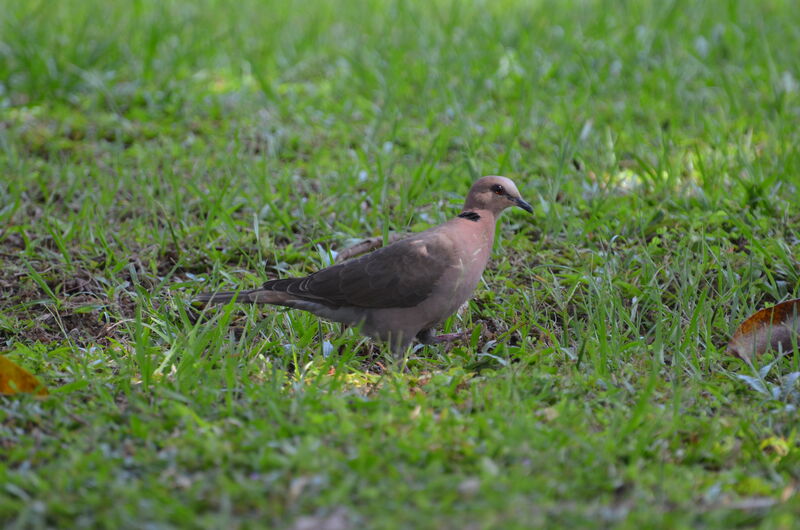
430;331;470;344
416;328;470;345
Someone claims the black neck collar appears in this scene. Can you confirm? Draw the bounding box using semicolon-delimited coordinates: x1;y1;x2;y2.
457;211;481;222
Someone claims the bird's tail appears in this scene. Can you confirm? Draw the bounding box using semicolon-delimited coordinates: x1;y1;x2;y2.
193;288;291;306
193;290;241;305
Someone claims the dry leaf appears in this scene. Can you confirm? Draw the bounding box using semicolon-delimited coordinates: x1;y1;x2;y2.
334;234;404;263
0;355;48;396
728;299;800;359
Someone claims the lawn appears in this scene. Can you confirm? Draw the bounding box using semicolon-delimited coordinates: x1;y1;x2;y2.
1;0;800;527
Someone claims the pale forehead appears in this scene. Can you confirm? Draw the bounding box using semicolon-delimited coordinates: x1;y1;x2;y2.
477;175;519;194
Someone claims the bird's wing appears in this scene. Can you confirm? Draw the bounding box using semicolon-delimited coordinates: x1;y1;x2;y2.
261;233;453;308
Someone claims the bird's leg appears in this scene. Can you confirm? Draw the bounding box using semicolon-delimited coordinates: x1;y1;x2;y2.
415;329;436;345
432;331;470;343
416;329;470;345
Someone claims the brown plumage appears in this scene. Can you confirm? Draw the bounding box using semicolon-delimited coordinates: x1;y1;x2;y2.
194;176;532;353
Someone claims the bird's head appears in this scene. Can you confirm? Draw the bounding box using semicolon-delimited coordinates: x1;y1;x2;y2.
462;176;533;217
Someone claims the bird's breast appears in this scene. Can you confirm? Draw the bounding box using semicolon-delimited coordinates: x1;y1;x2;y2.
436;234;491;314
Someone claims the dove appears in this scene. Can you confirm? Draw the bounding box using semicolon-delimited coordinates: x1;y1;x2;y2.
194;176;532;353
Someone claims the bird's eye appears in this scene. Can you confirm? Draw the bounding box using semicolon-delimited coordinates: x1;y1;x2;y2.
491;184;505;195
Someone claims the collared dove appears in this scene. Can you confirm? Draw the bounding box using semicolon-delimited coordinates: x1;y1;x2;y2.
194;176;533;353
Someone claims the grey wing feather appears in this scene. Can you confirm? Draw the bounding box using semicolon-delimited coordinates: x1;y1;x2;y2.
262;236;451;308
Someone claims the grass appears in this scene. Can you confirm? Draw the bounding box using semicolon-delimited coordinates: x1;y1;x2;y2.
1;0;800;527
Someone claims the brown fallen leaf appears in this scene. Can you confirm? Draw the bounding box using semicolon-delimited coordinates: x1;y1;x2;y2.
0;355;48;396
728;299;800;360
334;234;404;263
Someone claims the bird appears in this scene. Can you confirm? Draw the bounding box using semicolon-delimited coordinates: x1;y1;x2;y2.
194;176;533;353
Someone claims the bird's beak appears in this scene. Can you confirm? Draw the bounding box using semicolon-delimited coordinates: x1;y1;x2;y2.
514;197;533;213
